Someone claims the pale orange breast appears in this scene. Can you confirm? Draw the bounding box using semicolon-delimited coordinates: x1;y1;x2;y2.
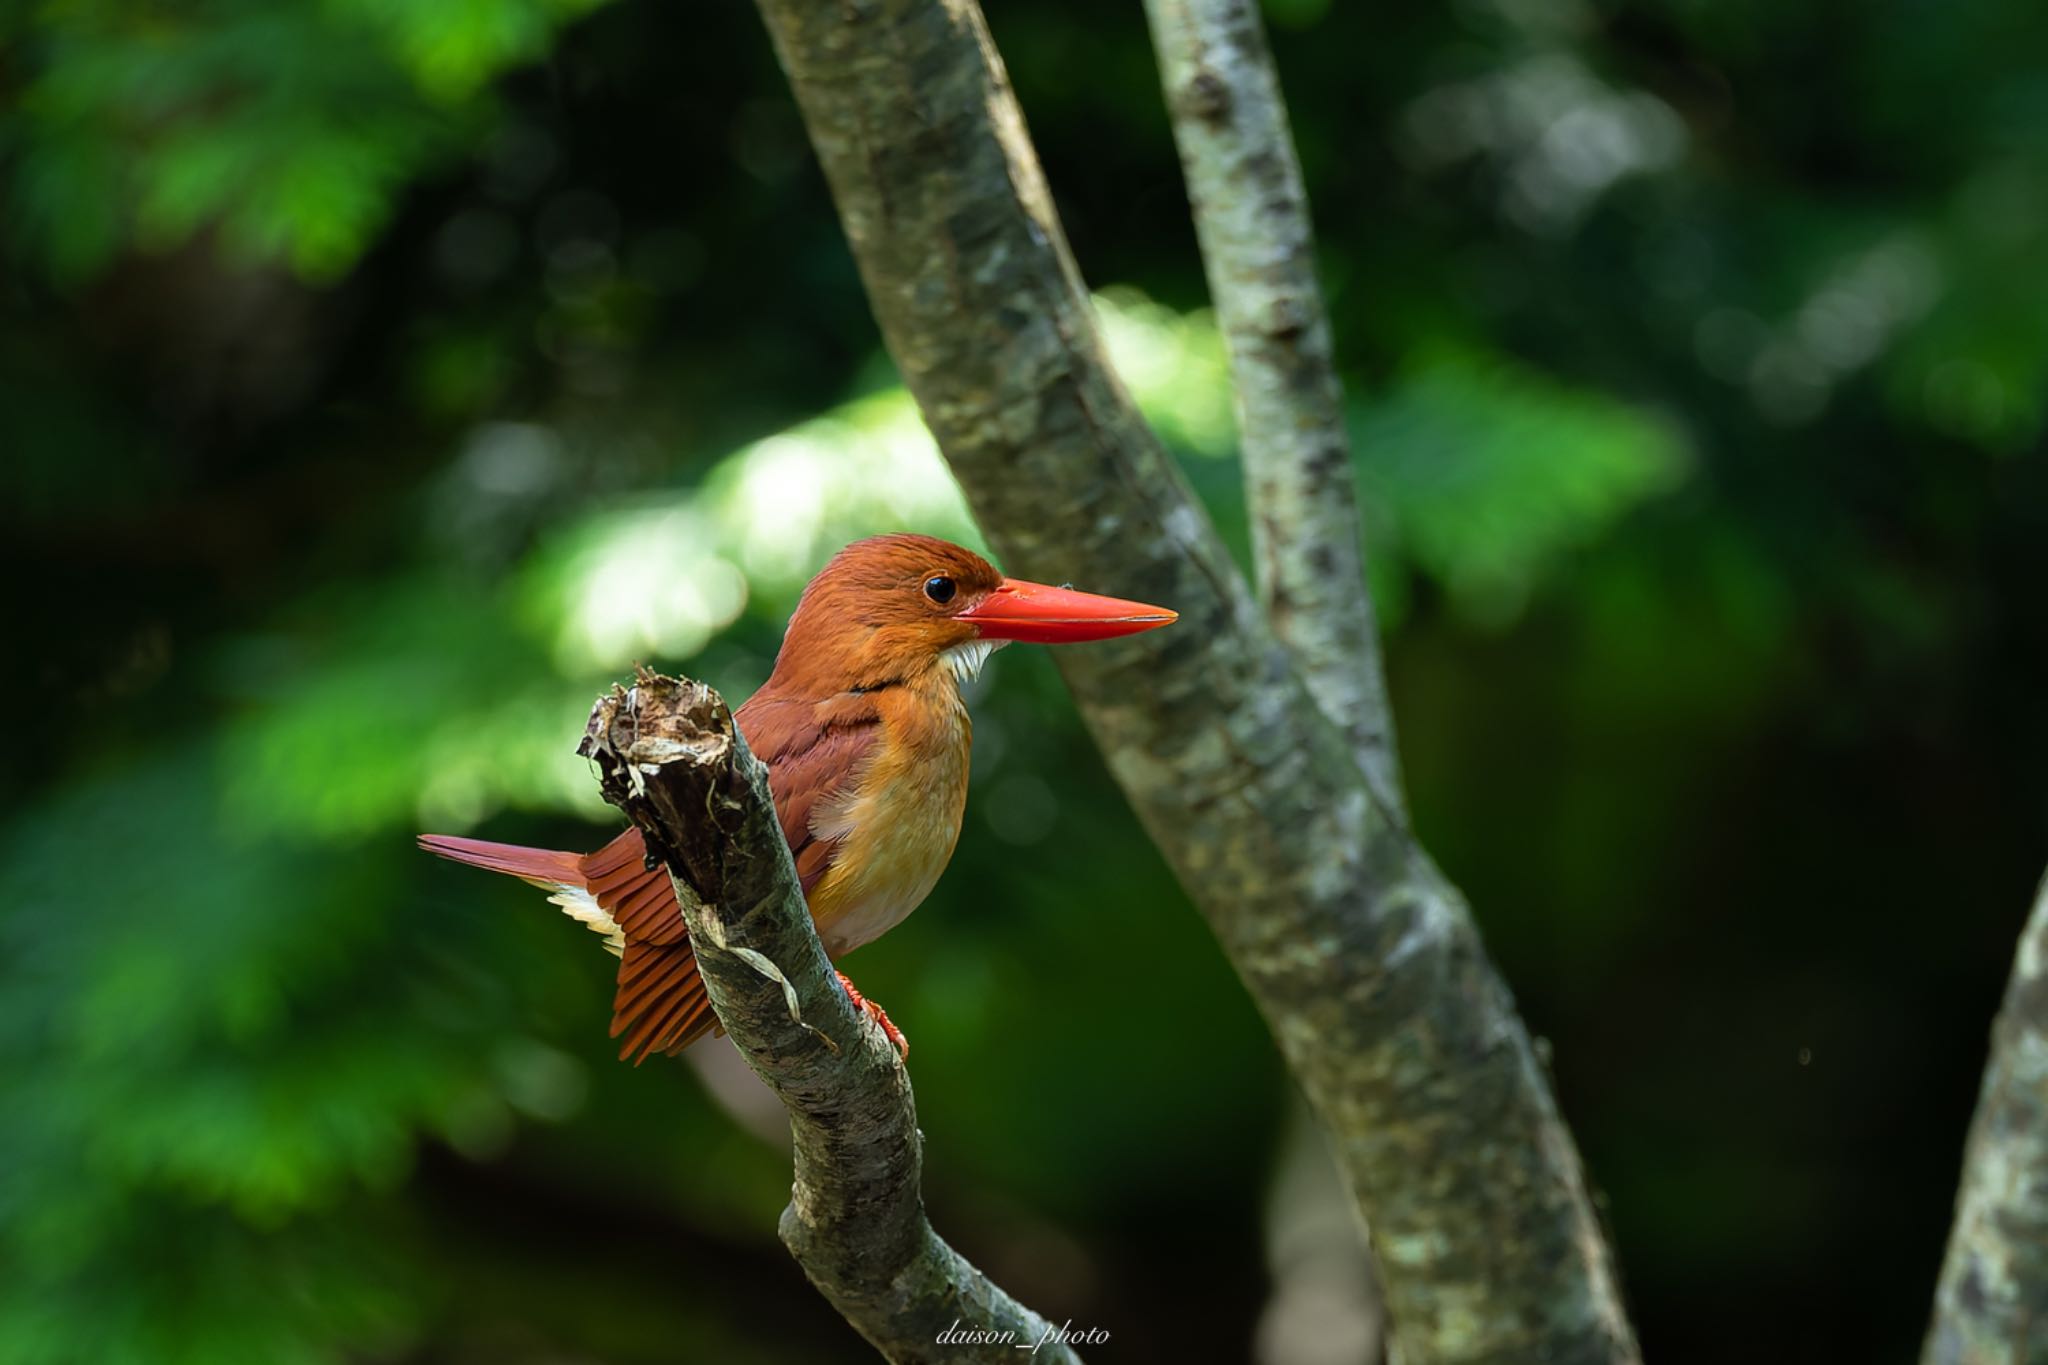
807;685;972;958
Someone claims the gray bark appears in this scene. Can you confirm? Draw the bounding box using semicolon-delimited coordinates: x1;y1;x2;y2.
1925;867;2048;1365
1142;0;1403;811
745;1;1641;1361
579;671;1082;1365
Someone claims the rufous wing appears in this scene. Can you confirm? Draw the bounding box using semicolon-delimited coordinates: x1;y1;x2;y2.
736;690;882;898
605;690;879;1060
576;830;724;1063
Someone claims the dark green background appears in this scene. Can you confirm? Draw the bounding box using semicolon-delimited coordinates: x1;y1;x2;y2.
4;0;2046;1361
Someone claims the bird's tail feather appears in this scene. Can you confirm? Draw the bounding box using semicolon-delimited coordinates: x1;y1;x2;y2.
416;833;584;888
419;829;715;1063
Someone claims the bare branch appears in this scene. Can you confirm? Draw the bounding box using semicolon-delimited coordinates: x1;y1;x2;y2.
1925;866;2048;1365
747;2;1641;1360
579;671;1082;1365
1142;0;1402;809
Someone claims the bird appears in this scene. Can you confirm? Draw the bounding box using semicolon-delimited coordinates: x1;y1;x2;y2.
420;533;1175;1063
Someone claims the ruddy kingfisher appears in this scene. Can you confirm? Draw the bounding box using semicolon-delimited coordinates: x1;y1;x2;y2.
421;533;1175;1062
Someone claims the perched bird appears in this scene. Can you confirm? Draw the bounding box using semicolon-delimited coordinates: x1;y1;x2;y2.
420;533;1175;1063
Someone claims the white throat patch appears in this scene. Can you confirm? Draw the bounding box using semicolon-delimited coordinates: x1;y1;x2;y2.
941;637;1006;683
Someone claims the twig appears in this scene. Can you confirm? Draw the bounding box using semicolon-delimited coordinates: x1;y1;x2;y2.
1142;0;1402;810
1924;866;2048;1365
581;671;1082;1365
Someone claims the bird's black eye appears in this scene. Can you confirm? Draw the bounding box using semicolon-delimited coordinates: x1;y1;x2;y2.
923;575;957;604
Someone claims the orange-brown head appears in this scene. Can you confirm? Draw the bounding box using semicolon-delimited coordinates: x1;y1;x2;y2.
768;533;1176;695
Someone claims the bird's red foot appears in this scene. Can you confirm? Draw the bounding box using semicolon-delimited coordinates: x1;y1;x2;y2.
835;971;909;1059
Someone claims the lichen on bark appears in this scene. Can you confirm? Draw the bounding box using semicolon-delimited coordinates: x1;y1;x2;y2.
1925;868;2048;1365
1141;0;1402;810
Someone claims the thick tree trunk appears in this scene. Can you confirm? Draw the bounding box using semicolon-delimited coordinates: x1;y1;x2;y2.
1925;867;2048;1365
579;672;1082;1365
745;2;1641;1361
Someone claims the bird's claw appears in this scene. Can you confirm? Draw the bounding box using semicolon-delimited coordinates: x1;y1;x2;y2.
835;971;910;1060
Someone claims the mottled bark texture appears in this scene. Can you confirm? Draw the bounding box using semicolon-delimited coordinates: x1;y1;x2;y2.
745;1;1640;1361
1142;0;1402;810
579;671;1081;1365
1925;868;2048;1365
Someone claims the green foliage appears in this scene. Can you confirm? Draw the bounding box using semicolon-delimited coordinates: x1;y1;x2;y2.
9;0;606;280
0;754;456;1361
1354;347;1687;623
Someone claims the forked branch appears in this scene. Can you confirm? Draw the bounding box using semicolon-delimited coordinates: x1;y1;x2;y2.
746;0;1641;1359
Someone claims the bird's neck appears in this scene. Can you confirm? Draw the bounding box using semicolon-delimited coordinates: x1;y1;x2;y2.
765;634;1003;707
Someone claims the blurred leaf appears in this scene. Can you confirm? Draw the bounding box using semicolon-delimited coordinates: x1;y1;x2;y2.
6;0;601;282
1354;348;1689;623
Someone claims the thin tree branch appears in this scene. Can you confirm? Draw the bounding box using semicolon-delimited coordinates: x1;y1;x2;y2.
1142;0;1402;810
578;671;1082;1365
747;2;1641;1360
1925;865;2048;1365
